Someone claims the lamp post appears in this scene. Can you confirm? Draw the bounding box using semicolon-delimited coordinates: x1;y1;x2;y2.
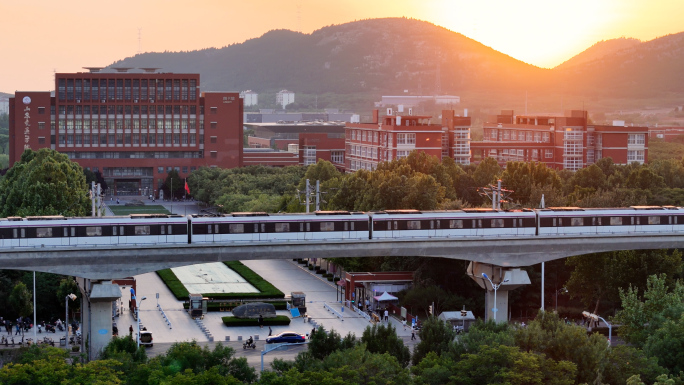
65;293;77;350
482;273;509;323
136;296;147;347
582;311;612;346
555;288;568;311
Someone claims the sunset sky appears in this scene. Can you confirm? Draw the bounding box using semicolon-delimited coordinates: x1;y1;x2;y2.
1;0;682;93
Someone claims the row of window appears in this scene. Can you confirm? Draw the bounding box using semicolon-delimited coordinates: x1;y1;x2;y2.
67;151;202;160
58;118;200;131
58;133;201;146
1;224;185;239
487;129;551;143
58;78;198;102
540;215;681;227
57;104;201;116
193;220;368;235
374;218;535;230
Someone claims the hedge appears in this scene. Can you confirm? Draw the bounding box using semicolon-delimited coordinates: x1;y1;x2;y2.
156;269;189;300
222;315;291;327
183;301;288;312
156;261;284;301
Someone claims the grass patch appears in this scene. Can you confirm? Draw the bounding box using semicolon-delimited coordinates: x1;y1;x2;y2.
109;205;171;215
156;261;284;301
156;269;189;300
222;315;291;327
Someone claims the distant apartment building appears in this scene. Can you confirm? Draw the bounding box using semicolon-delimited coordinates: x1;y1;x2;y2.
276;90;295;109
245;110;359;124
9;68;243;196
345;109;472;172
239;90;258;107
470;110;648;171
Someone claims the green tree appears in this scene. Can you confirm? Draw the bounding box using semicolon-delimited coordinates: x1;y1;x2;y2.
307;326;356;360
56;277;81;317
412;316;457;365
500;161;561;206
361;323;411;367
0;148;90;217
161;169;185;200
602;345;667;385
9;282;33;320
449;319;515;359
472;157;501;187
565;249;682;314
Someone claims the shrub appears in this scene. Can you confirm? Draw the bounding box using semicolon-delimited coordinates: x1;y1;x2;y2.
308;265;314;270
222;315;291;327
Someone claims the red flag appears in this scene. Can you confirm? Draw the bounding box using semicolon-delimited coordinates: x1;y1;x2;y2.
184;180;190;194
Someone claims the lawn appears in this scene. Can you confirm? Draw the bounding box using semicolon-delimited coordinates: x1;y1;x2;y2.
108;205;171;215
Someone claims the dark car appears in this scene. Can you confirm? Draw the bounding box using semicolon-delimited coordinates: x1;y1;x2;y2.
265;331;306;344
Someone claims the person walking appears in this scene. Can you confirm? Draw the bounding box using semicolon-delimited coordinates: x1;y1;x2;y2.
268;326;272;336
384;309;389;322
411;325;417;340
258;314;263;329
129;325;133;338
402;318;407;330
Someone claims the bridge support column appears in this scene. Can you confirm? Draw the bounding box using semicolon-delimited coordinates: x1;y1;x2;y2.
467;262;531;323
77;279;122;360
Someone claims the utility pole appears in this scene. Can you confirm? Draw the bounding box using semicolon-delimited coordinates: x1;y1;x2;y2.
477;180;513;210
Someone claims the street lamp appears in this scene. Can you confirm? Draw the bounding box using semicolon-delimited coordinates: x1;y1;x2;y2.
65;293;77;350
136;296;147;347
482;273;509;323
582;311;612;346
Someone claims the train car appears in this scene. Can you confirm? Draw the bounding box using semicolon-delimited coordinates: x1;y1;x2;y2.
190;211;370;244
369;209;538;240
0;214;189;248
536;206;684;236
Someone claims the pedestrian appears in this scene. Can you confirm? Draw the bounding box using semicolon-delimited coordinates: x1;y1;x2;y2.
268;326;272;336
15;322;21;335
310;328;315;339
402;318;407;330
129;325;133;338
6;321;11;335
384;309;389;322
258;314;263;329
411;326;416;340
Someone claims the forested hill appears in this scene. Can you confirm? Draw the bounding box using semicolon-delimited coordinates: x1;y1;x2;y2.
109;17;684;107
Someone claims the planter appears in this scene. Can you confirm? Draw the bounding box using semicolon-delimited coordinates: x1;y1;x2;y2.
308;265;314;270
71;346;80;352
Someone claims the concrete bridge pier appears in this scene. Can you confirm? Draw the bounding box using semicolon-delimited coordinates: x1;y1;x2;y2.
467;262;531;323
75;278;122;360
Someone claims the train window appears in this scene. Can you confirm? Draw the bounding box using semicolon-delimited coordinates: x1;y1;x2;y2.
387;222;391;230
450;220;463;229
519;219;523;227
552;218;557;226
491;219;504;228
13;229;17;238
168;225;172;234
261;224;265;232
477;219;483;228
351;222;354;230
275;223;290;232
669;216;673;225
208;225;212;234
344;222;349;231
135;226;151;235
393;221;398;230
36;228;53;238
63;228;68;237
299;223;304;231
113;226;117;236
160;226;165;235
571;218;583;226
21;228;25;238
320;222;334;231
436;220;440;228
406;221;420;230
229;224;244;233
430;221;434;229
610;217;622;225
71;227;75;237
86;227;102;236
306;223;310;231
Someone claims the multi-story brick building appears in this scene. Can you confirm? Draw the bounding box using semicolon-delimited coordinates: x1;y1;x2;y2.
9;68;243;196
471;110;648;170
344;109;471;172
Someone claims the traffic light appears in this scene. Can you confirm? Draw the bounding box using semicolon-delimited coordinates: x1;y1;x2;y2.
428;304;433;315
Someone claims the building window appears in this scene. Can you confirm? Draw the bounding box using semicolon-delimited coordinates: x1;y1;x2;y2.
396;150;410;159
210;151;217;158
210;107;217;114
628;150;645;163
545;149;553;159
396;133;416;145
210;136;217;143
628;134;645;145
38;137;46;144
331;151;344;163
38;122;46;130
210;122;217;129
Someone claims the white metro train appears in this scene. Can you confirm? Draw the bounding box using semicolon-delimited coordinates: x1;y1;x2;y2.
0;206;682;248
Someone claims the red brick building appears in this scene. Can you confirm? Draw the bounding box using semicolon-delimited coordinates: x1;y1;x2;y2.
471;110;648;170
345;109;472;172
9;68;243;196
